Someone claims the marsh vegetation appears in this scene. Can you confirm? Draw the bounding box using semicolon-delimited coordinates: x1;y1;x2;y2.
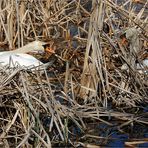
0;0;147;147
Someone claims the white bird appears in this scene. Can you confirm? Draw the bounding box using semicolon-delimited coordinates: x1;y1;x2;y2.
0;53;45;69
0;41;53;70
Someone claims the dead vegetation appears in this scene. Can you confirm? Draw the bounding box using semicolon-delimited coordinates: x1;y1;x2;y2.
0;0;148;147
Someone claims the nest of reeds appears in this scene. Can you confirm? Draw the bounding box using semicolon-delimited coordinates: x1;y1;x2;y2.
0;0;148;147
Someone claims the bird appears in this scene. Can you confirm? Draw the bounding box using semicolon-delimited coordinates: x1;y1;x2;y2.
0;40;47;55
0;40;55;70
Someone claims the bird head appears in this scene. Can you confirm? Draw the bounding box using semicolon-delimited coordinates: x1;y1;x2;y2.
31;41;55;54
29;40;48;54
14;40;48;54
13;40;55;59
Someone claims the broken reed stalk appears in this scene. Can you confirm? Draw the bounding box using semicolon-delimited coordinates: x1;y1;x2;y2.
80;0;108;106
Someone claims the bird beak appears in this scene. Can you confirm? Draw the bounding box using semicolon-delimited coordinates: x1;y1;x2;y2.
42;42;55;54
45;47;55;54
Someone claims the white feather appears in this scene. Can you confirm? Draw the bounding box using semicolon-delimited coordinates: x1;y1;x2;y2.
0;41;53;71
0;53;44;69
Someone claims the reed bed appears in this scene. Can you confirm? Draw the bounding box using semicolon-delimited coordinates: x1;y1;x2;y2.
0;0;148;147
